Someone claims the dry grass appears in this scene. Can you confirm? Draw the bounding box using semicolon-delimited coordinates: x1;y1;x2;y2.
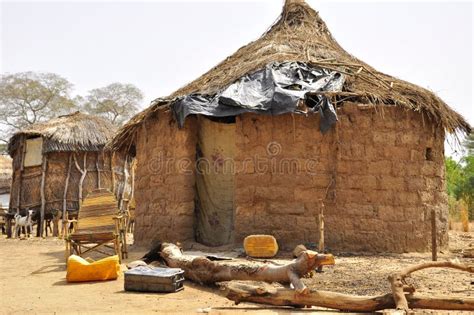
450;220;473;232
110;0;470;153
460;200;470;232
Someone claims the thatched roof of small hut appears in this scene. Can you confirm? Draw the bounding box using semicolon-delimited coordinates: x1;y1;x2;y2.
110;0;470;152
0;155;12;194
8;111;115;156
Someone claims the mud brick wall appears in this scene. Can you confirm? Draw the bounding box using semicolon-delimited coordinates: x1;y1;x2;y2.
334;104;447;252
133;111;197;247
132;103;447;252
233;113;332;248
233;103;447;252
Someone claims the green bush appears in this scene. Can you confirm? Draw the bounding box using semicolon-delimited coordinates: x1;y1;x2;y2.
445;133;474;220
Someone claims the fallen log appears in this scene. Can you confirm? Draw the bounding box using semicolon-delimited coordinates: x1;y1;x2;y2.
157;242;333;293
152;243;474;312
220;282;474;312
388;260;474;311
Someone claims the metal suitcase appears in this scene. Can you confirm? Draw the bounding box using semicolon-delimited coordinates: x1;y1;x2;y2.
124;266;185;293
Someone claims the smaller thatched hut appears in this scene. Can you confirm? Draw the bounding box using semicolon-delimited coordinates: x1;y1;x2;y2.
0;155;12;208
8;112;131;235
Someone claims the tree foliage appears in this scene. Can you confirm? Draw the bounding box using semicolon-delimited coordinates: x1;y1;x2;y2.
445;157;462;197
445;133;474;220
0;72;76;143
82;83;143;126
0;73;144;148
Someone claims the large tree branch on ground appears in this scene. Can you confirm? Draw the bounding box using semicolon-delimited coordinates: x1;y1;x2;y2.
158;243;332;293
152;244;474;312
388;260;474;311
220;282;474;312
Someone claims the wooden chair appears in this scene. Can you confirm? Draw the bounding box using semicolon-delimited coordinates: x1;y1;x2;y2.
65;189;127;262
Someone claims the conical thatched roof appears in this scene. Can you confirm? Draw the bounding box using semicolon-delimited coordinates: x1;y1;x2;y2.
8;111;115;156
0;155;12;194
111;0;470;152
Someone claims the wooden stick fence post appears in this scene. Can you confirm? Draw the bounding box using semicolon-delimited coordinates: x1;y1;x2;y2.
39;155;47;237
111;152;116;195
119;157;129;212
96;152;101;189
317;200;325;273
62;153;72;237
16;136;27;215
431;209;437;261
73;152;87;206
318;205;325;253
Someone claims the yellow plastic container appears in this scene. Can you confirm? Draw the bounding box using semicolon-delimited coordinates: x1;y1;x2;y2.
319;253;336;266
305;250;336;266
243;235;279;258
66;255;121;282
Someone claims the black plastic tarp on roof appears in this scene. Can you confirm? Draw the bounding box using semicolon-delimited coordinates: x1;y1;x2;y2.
172;61;345;132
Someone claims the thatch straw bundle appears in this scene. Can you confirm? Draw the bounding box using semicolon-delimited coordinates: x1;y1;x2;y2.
8;111;115;155
110;0;470;152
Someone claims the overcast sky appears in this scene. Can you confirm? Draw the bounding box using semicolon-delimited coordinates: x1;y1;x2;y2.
0;0;472;154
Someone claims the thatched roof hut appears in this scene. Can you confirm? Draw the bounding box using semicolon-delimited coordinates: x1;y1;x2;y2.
111;0;469;152
8;111;114;155
110;0;470;252
8;112;130;236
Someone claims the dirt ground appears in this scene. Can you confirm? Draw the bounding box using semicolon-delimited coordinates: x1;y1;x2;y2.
0;228;473;314
305;229;473;297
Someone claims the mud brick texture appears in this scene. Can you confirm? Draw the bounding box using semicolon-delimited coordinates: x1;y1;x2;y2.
133;103;447;253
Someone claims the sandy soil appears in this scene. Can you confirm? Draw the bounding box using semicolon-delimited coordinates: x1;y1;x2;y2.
0;229;473;314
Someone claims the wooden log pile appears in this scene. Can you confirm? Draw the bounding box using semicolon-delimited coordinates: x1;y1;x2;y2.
145;243;474;312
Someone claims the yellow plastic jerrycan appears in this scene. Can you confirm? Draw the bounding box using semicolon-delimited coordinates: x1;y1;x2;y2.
244;235;279;258
66;255;121;282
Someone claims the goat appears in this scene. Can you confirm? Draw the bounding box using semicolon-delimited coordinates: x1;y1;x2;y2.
44;213;53;236
14;209;34;238
1;209;7;234
31;211;54;237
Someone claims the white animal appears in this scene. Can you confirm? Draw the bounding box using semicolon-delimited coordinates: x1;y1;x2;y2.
14;209;34;238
